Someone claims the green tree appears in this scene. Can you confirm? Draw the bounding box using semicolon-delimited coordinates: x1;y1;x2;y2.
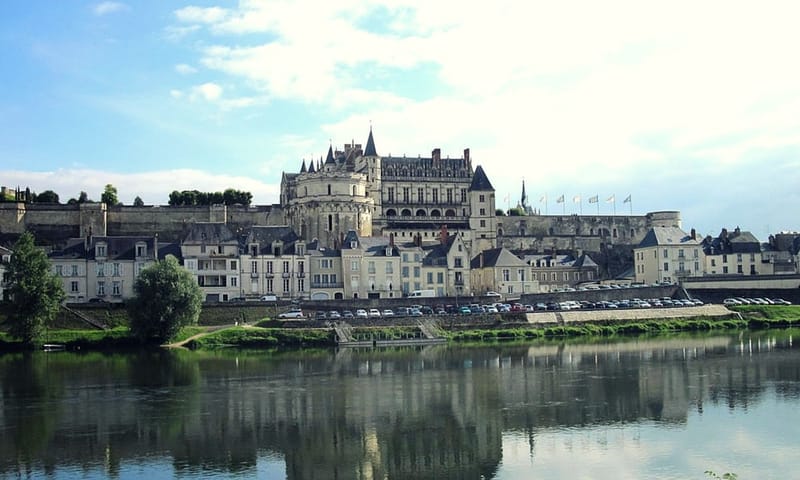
78;191;90;204
5;232;65;346
133;196;145;207
128;256;203;343
495;209;506;216
34;190;60;204
101;184;119;205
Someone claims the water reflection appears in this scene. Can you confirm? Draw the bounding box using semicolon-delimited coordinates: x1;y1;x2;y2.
0;330;798;479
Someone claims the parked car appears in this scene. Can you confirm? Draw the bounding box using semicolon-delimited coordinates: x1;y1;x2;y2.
315;311;327;320
382;309;395;317
278;308;304;319
485;291;502;298
328;310;342;319
342;310;354;318
459;306;472;315
410;308;423;316
368;308;381;318
356;309;368;318
259;295;277;302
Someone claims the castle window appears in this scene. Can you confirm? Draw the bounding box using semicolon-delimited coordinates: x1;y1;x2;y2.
352;186;357;196
327;184;332;195
328;215;333;231
416;209;426;216
479;194;485;202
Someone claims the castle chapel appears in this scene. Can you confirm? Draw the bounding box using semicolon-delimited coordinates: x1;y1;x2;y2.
280;129;497;254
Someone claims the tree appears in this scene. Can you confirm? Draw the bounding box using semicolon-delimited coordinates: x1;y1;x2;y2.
128;256;203;343
101;184;119;205
5;232;65;346
78;191;90;204
34;190;60;204
495;209;506;216
133;196;144;207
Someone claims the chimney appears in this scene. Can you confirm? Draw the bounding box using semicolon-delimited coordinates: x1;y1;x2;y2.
432;148;441;162
440;224;448;245
463;148;470;162
389;233;394;247
479;252;484;268
154;233;159;260
690;228;696;240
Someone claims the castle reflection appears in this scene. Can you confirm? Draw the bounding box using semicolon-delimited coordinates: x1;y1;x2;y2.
0;331;797;479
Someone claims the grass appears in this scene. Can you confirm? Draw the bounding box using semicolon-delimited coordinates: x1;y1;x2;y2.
188;326;334;349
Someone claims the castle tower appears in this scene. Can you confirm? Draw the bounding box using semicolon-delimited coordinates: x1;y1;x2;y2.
360;127;382;220
468;165;497;253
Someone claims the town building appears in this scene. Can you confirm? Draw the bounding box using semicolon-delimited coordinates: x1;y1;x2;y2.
521;252;599;292
701;227;764;276
49;235;178;303
239;226;310;300
0;245;11;301
471;248;537;297
634;227;704;284
180;223;241;303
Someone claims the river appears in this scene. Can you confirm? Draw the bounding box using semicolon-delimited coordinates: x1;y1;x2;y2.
1;330;798;479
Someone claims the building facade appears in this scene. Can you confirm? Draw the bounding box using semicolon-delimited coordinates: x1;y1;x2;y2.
634;227;704;284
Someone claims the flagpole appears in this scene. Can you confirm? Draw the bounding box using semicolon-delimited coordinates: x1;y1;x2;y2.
596;197;599;215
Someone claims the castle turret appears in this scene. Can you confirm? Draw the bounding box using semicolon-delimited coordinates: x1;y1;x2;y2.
468;165;497;253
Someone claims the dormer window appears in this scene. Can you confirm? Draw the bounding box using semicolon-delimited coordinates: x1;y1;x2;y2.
385;247;392;256
250;244;259;256
296;243;305;256
350;241;358;249
273;242;282;257
96;243;107;258
135;243;147;258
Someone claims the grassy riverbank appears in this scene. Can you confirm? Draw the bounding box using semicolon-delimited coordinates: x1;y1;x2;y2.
1;305;798;351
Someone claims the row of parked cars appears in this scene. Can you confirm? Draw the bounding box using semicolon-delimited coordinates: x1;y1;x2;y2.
723;297;792;306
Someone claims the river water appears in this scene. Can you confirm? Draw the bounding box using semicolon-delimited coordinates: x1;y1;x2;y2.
1;330;798;480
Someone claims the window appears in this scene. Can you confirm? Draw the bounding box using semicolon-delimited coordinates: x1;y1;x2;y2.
351;260;359;271
750;265;756;275
266;278;273;292
563;272;568;281
230;260;237;271
413;267;420;278
479;208;486;215
437;272;444;284
72;265;79;276
711;259;716;267
694;249;699;258
201;245;206;254
479;194;485;202
96;262;105;277
283;261;290;273
112;281;121;296
219;245;225;254
432;189;438;203
418;187;424;202
113;263;120;276
136;245;146;257
267;261;274;273
427;272;434;283
723;266;729;274
461;189;467;203
55;265;63;276
231;277;238;287
663;249;668;258
678;262;685;272
749;253;755;262
663;262;669;272
722;254;728;263
454;257;463;268
368;261;376;274
518;269;525;281
70;281;79;293
480;220;486;227
298;261;305;275
385;263;393;274
283;278;290;292
502;269;510;281
403;188;410;202
96;244;106;257
388;187;395;203
402;266;409;278
695;262;700;272
736;253;742;263
251;261;258;273
319;259;331;269
446;189;452;203
298;278;305;291
97;281;105;296
737;265;743;274
678;249;685;258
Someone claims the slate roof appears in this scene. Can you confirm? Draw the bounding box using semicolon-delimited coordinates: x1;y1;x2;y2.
49;236;181;261
243;226;300;254
183;222;238;244
521;253;598;269
701;228;761;255
468;165;494;192
364;128;377;157
471;247;527;269
421;234;458;266
637;227;699;248
325;145;336;165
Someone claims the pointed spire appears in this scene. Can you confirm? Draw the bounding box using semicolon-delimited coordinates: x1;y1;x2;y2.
469;165;495;192
300;159;307;173
325;144;335;165
308;160;316;173
521;179;528;205
364;126;378;157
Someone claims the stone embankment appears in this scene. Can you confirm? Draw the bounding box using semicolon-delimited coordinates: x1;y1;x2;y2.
525;305;734;325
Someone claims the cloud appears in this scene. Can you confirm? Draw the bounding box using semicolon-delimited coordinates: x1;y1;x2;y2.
175;6;229;24
192;82;223;101
0;169;279;206
93;2;129;16
174;63;197;75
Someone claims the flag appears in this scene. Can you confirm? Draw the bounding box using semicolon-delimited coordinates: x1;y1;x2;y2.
573;195;581;203
556;195;565;203
503;194;510;204
539;195;547;203
588;195;598;203
606;194;615;203
623;194;631;203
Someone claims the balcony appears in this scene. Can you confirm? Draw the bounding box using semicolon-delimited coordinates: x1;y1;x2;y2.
311;282;344;289
282;272;291;278
250;272;259;278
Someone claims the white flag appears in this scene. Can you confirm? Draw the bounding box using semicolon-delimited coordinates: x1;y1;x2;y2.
539;195;547;203
588;195;598;203
556;195;565;203
573;195;581;203
624;194;631;203
606;194;615;203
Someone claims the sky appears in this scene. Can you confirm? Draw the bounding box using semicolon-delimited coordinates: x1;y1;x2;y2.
1;1;799;239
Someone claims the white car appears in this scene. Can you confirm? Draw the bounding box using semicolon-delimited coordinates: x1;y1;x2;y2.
485;291;502;298
278;308;304;319
382;309;395;316
356;309;368;318
369;308;382;318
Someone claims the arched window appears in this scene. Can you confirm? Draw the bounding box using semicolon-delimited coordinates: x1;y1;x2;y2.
386;209;397;216
430;209;441;217
401;209;412;216
416;209;426;216
352;186;357;196
445;209;456;217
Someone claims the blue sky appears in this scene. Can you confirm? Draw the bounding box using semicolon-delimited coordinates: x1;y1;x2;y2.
2;1;799;239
